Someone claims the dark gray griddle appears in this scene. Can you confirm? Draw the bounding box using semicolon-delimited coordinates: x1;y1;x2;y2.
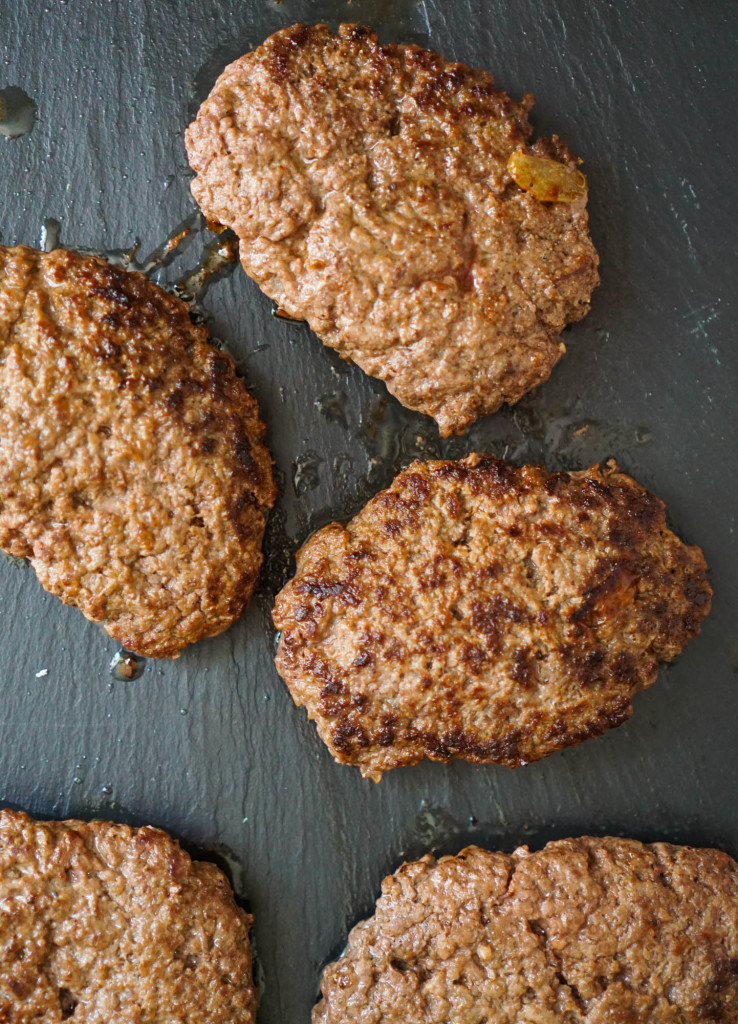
1;1;736;1020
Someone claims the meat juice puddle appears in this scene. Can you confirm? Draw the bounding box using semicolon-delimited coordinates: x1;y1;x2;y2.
353;394;468;499
354;393;654;494
402;802;464;858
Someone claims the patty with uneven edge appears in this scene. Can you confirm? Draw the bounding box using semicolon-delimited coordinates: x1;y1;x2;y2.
0;809;257;1024
185;23;599;437
272;455;711;780
0;245;276;658
315;837;738;1023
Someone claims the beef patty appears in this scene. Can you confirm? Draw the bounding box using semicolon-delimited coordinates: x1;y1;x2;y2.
185;23;599;437
272;455;711;780
0;245;276;658
0;809;256;1024
315;837;738;1023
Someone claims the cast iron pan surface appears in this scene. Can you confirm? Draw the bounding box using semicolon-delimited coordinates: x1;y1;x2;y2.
1;1;736;1020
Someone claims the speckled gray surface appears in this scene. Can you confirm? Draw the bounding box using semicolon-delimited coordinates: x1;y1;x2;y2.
0;1;736;1020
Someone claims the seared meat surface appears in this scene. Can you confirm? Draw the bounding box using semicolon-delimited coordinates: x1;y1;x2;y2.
0;809;257;1024
315;837;738;1023
0;245;275;657
273;455;711;779
186;23;599;436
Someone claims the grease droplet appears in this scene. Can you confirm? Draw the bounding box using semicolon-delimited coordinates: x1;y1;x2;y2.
271;303;305;322
315;391;348;426
39;218;61;252
110;650;146;681
293;451;322;495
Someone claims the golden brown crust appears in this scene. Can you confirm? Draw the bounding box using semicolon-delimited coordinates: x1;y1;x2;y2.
0;245;276;657
273;456;711;779
0;809;256;1024
186;23;599;436
315;837;738;1023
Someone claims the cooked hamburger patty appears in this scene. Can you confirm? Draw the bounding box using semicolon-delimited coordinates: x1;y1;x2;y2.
0;809;256;1024
272;456;711;780
185;23;599;437
315;837;738;1023
0;245;276;658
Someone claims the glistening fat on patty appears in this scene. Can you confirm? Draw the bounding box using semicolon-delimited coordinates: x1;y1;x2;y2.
186;23;599;436
0;245;276;658
272;455;711;780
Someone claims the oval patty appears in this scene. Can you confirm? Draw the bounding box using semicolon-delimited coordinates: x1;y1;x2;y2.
0;245;276;658
185;23;599;436
315;837;738;1023
0;809;257;1024
272;455;711;780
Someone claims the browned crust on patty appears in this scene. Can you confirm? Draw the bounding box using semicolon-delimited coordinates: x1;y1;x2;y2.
185;23;599;436
315;837;738;1023
272;455;711;779
0;245;276;658
0;809;256;1023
